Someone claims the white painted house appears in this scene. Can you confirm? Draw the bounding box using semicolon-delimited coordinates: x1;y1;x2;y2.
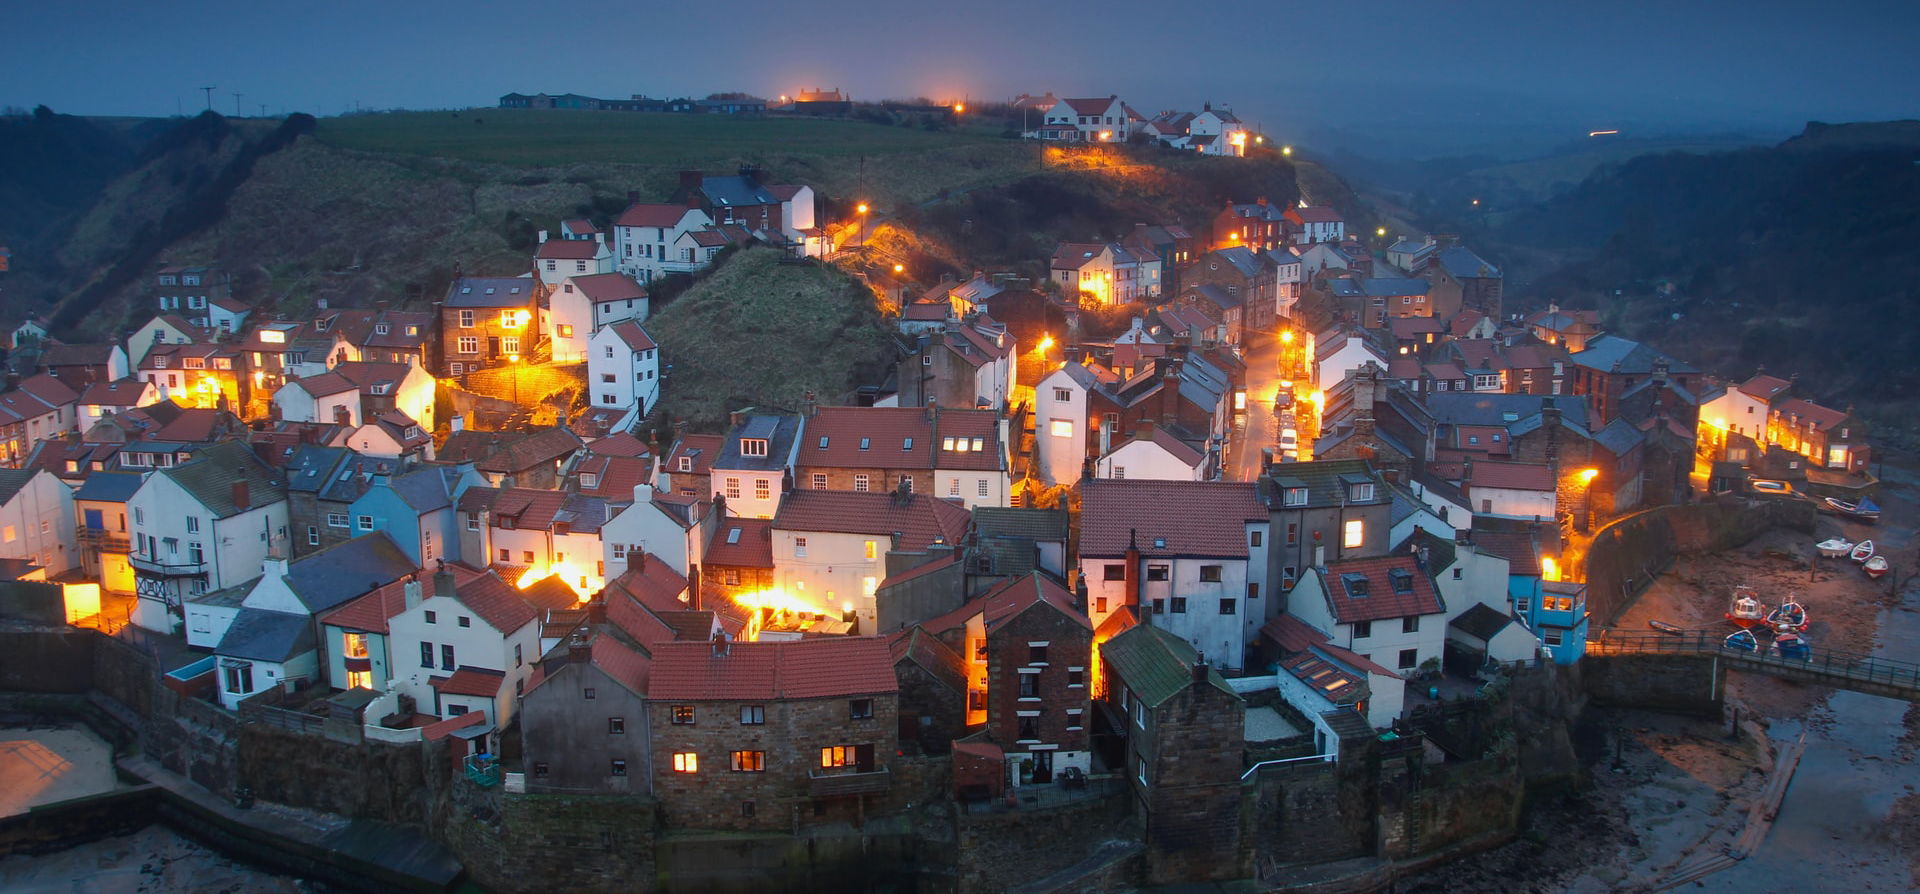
77;379;158;426
534;230;613;291
1095;423;1210;481
613;203;714;284
710;411;805;520
1033;363;1098;486
1286;554;1447;723
271;361;435;432
1315;333;1389;391
1187;107;1248;157
587;321;659;422
564;272;650;333
1464;461;1557;521
1039;96;1132;142
386;565;553;727
770;490;972;632
128;441;290;634
0;468;78;577
598;483;717;580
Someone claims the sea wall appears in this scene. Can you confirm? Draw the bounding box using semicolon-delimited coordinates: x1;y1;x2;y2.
1583;496;1815;625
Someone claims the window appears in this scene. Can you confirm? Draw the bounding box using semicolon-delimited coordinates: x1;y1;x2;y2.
978;478;990;497
1283;486;1307;507
740;705;765;725
307;526;319;546
1219;599;1236;615
608;717;625;734
1066;667;1086;687
949;478;960;496
1049;419;1073;437
1343;520;1364;549
1018;716;1040;741
812;473;828;489
1028;643;1049;664
1397;649;1419;670
327;513;349;528
754;479;770;501
514;644;523;667
502;335;520;355
739;438;769;457
498;548;511;562
725;478;741;499
1402;616;1420;633
441;644;455;670
419;642;434;667
1543;630;1564;647
1517;597;1532;613
1019;673;1039;698
533;763;549;777
458;615;471;628
458;310;475;328
223;662;253;694
522;550;535;563
1250;530;1263;548
425;610;437;624
1104;564;1125;581
584;687;596;699
853;474;870;492
357;515;373;531
671;705;695;724
1053;388;1072;402
1199;565;1223;582
1170;597;1188;613
794;537;807;558
849;698;874;720
1067;710;1084;730
1146;564;1169;581
1452;567;1463;580
1349;482;1375;502
1112;466;1125;479
1354;620;1372;639
821;746;854;768
187;541;203;564
741;801;755;818
730;751;765;772
186;516;200;534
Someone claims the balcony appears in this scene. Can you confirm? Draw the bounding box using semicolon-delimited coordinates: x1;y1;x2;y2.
129;555;207;576
79;529;131;553
808;767;891;798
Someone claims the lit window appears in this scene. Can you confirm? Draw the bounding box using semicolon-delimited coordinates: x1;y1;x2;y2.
671;753;697;773
1049;419;1073;437
864;540;877;560
821;746;854;768
671;705;695;725
1342;519;1364;549
730;751;765;772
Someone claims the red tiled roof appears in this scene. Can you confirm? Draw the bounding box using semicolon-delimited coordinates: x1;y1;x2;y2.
571;272;646;303
888;626;967;694
573;454;653;500
1773;397;1847;431
799;406;1003;473
422;711;485;741
1079;479;1265;558
647;636;899;701
1318;555;1444;624
78;379;151;407
562;218;598;234
1448;309;1486;338
321;566;486;634
1737;374;1793;401
288;372;356;398
1261;615;1402;679
454;571;540;634
1467;460;1554;492
705;517;774;569
1061;97;1117;116
616;203;699;228
150;407;232;443
606;320;656;351
656;610;719;641
978;573;1089;633
606;560;692;616
588;432;652;458
606;588;677;648
903;301;951;322
592;633;651;694
666;434;723;477
431;666;506;697
1287;205;1344;224
771;490;971;552
688;229;730;248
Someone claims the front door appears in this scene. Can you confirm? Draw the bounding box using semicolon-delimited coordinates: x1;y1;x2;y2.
1031;750;1054;784
854;743;875;773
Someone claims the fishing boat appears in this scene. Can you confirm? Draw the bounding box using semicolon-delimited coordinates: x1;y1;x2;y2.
1725;586;1767;628
1723;629;1759;653
1771;631;1813;662
1823;496;1881;524
1864;555;1890;579
1768;600;1808;632
1648;619;1685;636
1850;540;1876;563
1815;538;1854;558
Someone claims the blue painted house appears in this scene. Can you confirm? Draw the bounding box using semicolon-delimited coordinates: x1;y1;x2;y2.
346;463;482;567
1474;528;1587;664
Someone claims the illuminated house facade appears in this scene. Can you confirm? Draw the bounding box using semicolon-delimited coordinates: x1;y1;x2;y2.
127;441;290;634
439;277;542;377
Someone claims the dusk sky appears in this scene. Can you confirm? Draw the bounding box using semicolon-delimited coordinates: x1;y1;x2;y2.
8;0;1919;154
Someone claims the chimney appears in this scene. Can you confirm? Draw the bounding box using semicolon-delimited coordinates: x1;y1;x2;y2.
632;482;654;505
587;596;607;625
538;229;549;244
687;564;701;611
801;391;817;418
634;550;647;572
1124;529;1142;609
260;556;288;579
1191;658;1209;682
434;563;457;602
403;577;423;610
231;481;250;511
1256;196;1268;207
711;630;731;658
1313;543;1326;568
568;631;591;663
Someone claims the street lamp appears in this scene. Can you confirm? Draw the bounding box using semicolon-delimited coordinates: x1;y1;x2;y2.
856;203;869;247
508;353;522;406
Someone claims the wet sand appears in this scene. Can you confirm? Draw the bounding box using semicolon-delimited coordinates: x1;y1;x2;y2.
0;825;310;893
0;727;124;818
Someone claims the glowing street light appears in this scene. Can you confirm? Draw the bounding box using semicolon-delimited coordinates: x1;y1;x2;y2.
952;103;965;114
1579;467;1600;483
1098;130;1112;141
1375;226;1388;238
1037;335;1055;353
1280;330;1294;344
892;263;904;274
855;202;870;246
1281;145;1293;156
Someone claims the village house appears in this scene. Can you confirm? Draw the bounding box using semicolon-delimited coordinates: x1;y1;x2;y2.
281;446;387;558
150;265;236;330
321;568;471;694
613;202;715;284
895;317;1016;412
310;307;437;368
1568;335;1699;428
597;483;718;583
1473;528;1586;664
1096;419;1213;481
1180;246;1274;333
1079;478;1268;671
888;625;969;755
1187;105;1248;156
1313;328;1389;391
519;616;655;794
1120;224;1197;294
457;485;614;596
586;321;660;421
1212;198;1288;253
0;374;81;467
346;464;479;567
669;167;786;236
701;516;775;602
660;433;724;498
72;471;141;594
1259;458;1395;596
270;361;435;432
1049;242;1153;305
1032;351;1231;487
1098;622;1249;884
0;468;77;578
76;379;158;427
1037;96;1134;142
770;489;972;633
711;410;805;520
1284;205;1346;245
136;342;248;410
345;413;433;461
534;230;613;291
793;405;1010;510
39;342;131;387
127;440;290;634
438;277;542;376
438;426;585;489
1425;244;1504;319
125;314;207;368
387;562;568;725
1283;553;1445;710
12;316;50;349
1462;460;1557;520
555;272;650;341
1313;364;1439;479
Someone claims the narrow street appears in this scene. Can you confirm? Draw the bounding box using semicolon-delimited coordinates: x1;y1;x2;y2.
1227;331;1281;482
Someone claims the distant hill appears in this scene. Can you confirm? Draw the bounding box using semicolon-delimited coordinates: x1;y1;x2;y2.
1493;121;1920;419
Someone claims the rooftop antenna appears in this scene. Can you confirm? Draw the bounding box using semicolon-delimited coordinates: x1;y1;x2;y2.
199;86;216;111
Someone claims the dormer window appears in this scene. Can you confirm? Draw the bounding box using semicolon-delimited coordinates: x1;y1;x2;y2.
1348;482;1374;502
375;323;390;335
153;357;168;369
677;457;692;472
371;383;390;395
580;473;599;488
1388;568;1414;594
1283;486;1307;507
739;438;769;458
1342;573;1369;597
406;325;419;336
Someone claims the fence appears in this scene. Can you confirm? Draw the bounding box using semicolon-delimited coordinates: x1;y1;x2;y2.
1589;629;1920;696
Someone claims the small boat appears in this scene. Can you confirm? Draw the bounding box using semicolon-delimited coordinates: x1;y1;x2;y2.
1850;541;1876;563
1725;586;1767;628
1771;631;1812;662
1723;629;1759;653
1768;600;1807;632
1648;619;1685;636
1824;496;1881;524
1864;555;1890;579
1815;538;1854;559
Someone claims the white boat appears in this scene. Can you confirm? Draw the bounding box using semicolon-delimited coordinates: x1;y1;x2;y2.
1816;538;1854;558
1864;555;1890;579
1725;586;1767;629
1850;540;1875;563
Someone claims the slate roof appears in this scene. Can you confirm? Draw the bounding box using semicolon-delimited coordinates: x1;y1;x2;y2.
1319;554;1446;624
216;608;316;663
40;343;121;367
0;469;38;505
1570;335;1698;376
1099;623;1236;708
1185;283;1240;311
1471;529;1541;577
73;470;145;503
647;636;899;701
1433;246;1501;279
772;490;971;552
1277;651;1366;706
1261;459;1388;511
161;440;287;518
443;277;537;308
1595;418;1646;456
571;453;652;500
281;532;418;614
1079;479;1265;558
1449;603;1515;641
704;517;774;568
1424;392;1591;435
712;412;802;473
692;173;780;209
1362;277;1429;297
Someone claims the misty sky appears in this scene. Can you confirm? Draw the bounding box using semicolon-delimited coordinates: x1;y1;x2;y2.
7;0;1918;154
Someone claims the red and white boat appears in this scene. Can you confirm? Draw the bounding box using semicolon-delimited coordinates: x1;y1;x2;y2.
1850;540;1876;563
1725;586;1767;628
1864;555;1890;579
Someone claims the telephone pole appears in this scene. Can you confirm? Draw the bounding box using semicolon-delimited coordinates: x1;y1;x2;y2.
232;93;244;117
199;86;216;111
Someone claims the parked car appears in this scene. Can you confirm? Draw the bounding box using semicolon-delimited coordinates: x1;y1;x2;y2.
1750;479;1793;495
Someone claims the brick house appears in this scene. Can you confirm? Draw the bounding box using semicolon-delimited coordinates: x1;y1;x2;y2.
645;636;898;831
1768;398;1870;473
701;516;775;601
660;433;725;498
1212;198;1288;253
438;277;542;377
971;573;1093;785
1098;622;1249;884
1182;246;1275;332
1120;224;1196;294
1424;245;1503;320
793;405;1009;509
668;168;784;235
1567;335;1698;428
895;317;1016;413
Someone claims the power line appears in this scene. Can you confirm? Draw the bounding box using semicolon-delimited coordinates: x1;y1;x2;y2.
199;86;215;111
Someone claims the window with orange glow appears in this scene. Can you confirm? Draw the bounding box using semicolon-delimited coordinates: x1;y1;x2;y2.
821;746;853;768
672;752;698;773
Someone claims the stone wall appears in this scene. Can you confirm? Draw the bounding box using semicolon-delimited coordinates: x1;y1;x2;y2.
236;724;433;823
1506;660;1585;788
1377;758;1521;859
0;786;162;857
955;789;1134;894
1582;653;1724;715
438;782;660;893
1251;759;1374;869
1583;495;1815;626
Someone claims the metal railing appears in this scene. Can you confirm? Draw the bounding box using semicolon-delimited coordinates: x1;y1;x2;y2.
1589;629;1920;695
